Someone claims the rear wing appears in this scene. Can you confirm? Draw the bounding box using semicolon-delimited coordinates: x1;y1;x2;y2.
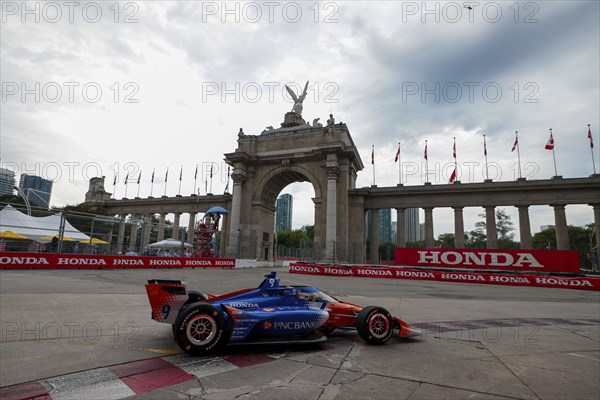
145;279;189;324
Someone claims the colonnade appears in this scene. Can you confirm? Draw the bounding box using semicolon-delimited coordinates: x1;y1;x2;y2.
115;211;198;253
367;204;600;265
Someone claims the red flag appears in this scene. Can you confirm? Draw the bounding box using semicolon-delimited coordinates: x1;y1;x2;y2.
210;164;214;178
194;164;198;179
452;142;456;158
165;168;169;183
545;132;554;150
371;146;374;165
124;173;128;185
179;166;183;181
151;169;154;183
394;144;400;162
113;174;117;186
589;126;594;149
137;171;141;184
449;168;457;183
424;142;428;160
484;137;488;156
511;133;518;152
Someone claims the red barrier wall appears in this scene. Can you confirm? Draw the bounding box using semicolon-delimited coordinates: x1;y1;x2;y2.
394;247;580;273
288;263;600;291
0;252;235;269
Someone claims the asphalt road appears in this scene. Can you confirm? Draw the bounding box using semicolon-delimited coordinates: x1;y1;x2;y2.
1;267;599;400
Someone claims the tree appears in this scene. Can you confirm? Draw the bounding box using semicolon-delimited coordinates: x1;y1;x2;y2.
435;233;456;248
471;208;518;249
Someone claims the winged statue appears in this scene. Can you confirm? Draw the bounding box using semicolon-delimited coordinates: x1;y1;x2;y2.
285;81;309;116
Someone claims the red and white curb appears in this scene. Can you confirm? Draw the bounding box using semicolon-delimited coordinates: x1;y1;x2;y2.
0;352;274;400
1;318;598;400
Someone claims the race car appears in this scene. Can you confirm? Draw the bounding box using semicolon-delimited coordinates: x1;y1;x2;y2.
145;271;420;355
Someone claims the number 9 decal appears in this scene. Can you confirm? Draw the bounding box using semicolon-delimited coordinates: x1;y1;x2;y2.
162;304;171;320
268;278;275;287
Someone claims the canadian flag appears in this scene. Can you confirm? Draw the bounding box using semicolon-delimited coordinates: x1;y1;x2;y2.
424;142;428;160
545;131;555;150
511;132;519;152
394;144;400;162
589;126;594;149
449;168;457;183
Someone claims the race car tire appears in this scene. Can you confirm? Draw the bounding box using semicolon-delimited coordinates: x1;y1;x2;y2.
174;303;230;355
356;306;394;345
186;290;207;304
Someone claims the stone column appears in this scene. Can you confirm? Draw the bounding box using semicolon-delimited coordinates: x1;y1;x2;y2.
117;214;126;254
552;204;569;250
187;212;196;245
157;213;166;242
396;208;406;248
172;212;181;240
517;205;532;249
142;213;153;251
485;206;498;249
453;207;465;248
226;173;244;258
370;209;379;265
128;215;139;252
423;207;434;248
592;204;600;271
324;165;339;262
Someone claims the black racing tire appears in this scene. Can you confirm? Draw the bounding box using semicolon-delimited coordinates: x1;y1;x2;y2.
173;303;230;355
186;290;207;304
356;306;394;345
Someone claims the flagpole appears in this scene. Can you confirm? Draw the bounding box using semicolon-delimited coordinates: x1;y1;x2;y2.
398;142;401;185
453;137;458;181
550;129;558;177
372;145;375;186
112;174;117;199
209;163;214;194
516;131;522;179
590;124;597;174
193;164;198;194
178;166;182;195
150;169;155;197
163;168;168;196
483;134;489;181
137;171;141;197
124;175;129;198
425;140;429;183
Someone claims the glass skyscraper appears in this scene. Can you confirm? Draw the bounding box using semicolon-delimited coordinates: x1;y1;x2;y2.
19;174;53;209
275;193;293;232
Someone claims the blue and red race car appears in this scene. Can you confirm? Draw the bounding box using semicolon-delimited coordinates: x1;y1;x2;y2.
145;271;420;355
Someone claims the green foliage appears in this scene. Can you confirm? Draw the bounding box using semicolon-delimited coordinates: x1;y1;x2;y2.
276;228;312;248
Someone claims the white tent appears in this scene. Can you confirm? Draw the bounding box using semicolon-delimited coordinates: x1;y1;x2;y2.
0;204;91;243
147;238;192;249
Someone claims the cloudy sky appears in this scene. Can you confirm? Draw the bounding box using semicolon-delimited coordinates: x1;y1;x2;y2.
1;1;599;238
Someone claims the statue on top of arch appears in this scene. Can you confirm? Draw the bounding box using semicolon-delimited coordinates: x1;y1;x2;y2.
285;81;309;116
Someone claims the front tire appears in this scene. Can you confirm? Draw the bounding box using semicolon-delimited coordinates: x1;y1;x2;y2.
356;306;394;345
173;303;230;355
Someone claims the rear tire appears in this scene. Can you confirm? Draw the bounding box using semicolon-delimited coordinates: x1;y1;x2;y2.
173;303;230;355
356;306;394;345
186;290;207;304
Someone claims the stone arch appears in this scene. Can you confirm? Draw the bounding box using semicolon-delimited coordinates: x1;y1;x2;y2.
253;165;322;207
